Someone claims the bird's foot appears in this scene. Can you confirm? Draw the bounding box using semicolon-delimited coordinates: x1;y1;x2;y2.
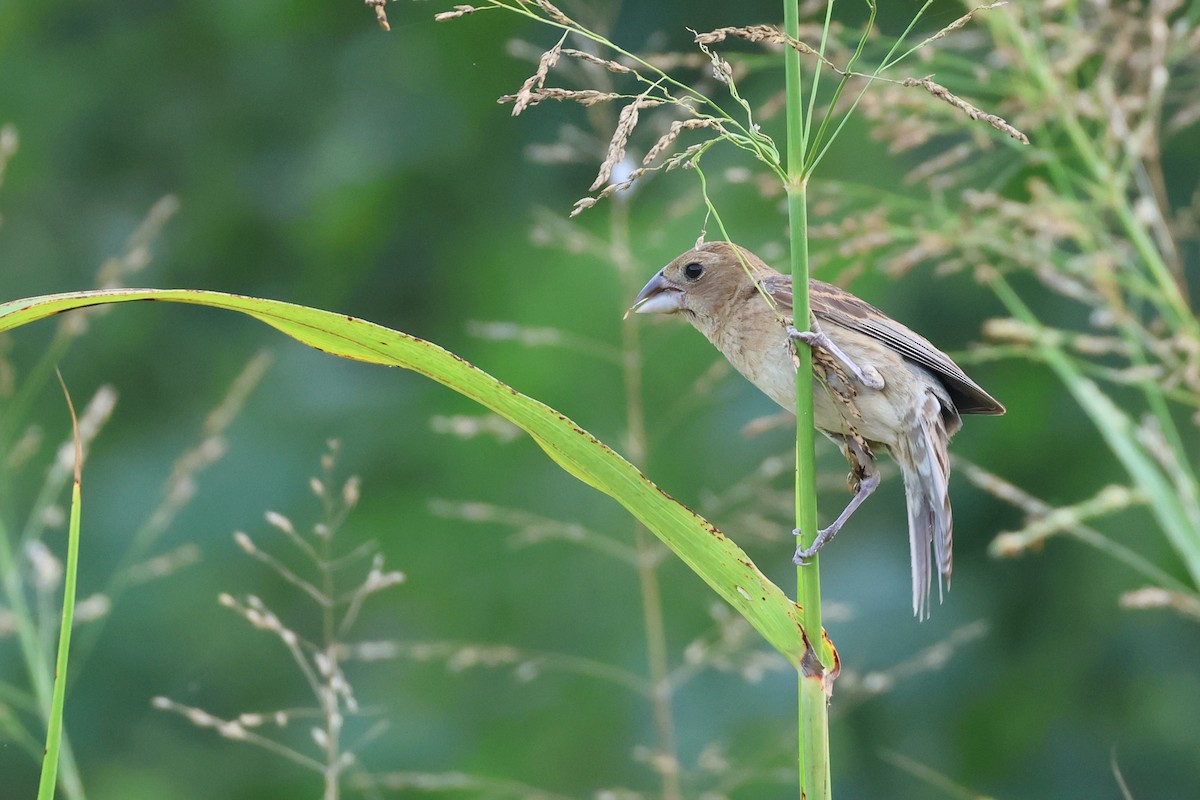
791;523;842;566
787;326;885;390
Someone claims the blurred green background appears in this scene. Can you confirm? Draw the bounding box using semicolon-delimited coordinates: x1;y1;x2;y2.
2;1;1198;798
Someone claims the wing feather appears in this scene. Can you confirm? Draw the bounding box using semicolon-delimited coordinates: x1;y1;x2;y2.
760;274;1005;416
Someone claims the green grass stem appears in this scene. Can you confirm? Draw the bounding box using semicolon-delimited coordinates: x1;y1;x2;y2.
37;380;84;800
785;1;832;798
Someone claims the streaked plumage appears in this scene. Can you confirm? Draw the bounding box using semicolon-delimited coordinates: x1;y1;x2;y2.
630;241;1004;617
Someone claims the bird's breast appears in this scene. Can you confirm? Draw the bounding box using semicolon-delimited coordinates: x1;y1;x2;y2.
703;312;798;411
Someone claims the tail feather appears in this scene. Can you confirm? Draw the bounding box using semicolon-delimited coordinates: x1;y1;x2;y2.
896;391;954;619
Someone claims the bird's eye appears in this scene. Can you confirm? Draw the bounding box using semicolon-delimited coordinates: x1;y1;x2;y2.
683;262;704;281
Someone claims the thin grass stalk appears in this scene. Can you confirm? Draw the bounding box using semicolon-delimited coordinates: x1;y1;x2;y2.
807;1;936;174
804;1;876;173
986;9;1196;335
1103;308;1200;536
37;381;83;800
988;275;1200;583
800;1;837;157
784;1;831;798
973;7;1200;572
486;0;763;160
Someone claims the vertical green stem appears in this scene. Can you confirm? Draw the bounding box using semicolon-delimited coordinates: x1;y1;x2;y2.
37;425;83;800
787;188;822;637
784;1;833;798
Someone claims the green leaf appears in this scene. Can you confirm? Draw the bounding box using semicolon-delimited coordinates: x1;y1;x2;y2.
0;289;808;666
38;377;83;800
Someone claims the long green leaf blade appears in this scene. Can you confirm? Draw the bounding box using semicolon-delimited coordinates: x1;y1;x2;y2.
0;289;808;665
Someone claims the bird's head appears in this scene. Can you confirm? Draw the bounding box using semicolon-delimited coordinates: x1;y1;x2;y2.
626;241;772;323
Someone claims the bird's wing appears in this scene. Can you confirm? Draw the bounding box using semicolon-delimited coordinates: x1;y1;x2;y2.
760;274;1005;415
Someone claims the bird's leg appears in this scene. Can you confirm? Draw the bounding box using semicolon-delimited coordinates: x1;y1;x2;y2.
787;325;885;390
793;435;880;565
792;471;880;564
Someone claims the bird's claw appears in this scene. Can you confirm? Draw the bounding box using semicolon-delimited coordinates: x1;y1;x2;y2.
791;527;832;566
787;326;885;390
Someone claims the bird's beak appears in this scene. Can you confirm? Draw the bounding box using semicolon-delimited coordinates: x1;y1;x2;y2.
624;271;683;319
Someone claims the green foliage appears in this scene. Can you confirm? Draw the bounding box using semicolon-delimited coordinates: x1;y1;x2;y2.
0;288;808;664
37;383;81;800
1;1;1199;799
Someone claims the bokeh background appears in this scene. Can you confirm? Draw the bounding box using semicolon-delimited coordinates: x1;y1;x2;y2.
2;1;1198;798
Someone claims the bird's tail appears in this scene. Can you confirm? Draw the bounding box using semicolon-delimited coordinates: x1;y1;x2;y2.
895;391;954;619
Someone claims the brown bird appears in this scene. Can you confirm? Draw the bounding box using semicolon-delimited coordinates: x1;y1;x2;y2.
629;241;1004;617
